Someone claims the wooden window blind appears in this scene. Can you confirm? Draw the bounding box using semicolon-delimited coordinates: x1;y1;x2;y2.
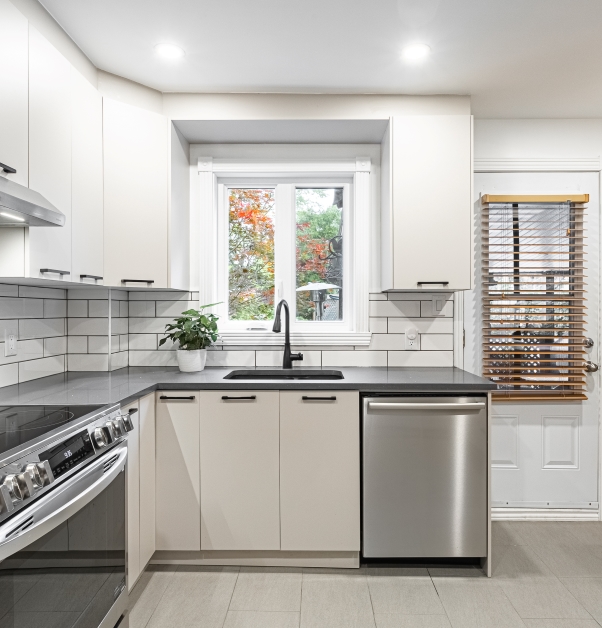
481;194;588;401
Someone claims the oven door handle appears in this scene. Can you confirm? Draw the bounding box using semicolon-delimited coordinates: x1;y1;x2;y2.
0;445;127;562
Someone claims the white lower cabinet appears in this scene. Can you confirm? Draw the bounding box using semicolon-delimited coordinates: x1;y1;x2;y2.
155;392;200;550
199;391;280;550
280;391;360;551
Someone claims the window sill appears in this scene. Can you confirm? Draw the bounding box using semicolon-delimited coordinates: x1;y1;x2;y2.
216;330;372;347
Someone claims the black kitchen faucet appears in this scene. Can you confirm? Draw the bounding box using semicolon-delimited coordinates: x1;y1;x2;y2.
272;300;304;369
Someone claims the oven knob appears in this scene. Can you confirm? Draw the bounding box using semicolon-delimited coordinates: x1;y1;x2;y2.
0;484;14;514
104;422;116;442
120;414;134;432
111;419;125;438
92;427;108;449
25;461;54;488
2;473;33;501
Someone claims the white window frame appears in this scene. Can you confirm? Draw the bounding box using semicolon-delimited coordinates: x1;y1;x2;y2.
198;156;372;346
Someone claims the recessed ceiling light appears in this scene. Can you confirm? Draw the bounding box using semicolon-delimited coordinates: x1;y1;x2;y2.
155;43;185;59
401;43;431;62
0;212;24;222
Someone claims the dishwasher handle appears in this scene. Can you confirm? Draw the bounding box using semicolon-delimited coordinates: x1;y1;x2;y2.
367;401;486;411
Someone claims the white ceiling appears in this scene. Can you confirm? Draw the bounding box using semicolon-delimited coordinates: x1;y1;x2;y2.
40;0;602;118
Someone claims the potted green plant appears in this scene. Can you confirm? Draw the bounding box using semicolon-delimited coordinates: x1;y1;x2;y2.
159;304;220;372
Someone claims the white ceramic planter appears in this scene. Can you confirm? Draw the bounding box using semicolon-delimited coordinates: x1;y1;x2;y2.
177;349;207;372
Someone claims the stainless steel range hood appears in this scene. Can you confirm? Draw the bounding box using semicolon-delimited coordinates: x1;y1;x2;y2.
0;177;65;227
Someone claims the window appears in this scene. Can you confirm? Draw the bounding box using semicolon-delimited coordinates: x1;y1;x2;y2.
481;195;588;401
197;155;372;346
220;183;349;328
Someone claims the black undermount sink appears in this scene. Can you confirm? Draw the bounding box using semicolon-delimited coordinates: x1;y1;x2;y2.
224;369;345;380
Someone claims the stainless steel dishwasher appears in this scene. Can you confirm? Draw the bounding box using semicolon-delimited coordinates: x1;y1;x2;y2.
362;395;487;558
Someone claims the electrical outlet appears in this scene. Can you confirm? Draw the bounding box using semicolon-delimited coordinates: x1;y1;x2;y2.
405;327;420;350
4;331;17;357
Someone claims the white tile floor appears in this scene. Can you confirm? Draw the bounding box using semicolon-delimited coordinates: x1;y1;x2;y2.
128;522;602;628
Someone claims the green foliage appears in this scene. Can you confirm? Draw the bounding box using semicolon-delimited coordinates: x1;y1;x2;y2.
158;304;220;351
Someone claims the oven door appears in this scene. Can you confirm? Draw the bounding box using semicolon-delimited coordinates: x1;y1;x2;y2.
0;444;127;628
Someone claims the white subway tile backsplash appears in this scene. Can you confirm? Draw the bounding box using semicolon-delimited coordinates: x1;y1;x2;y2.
88;336;109;354
0;363;18;387
256;350;322;368
369;300;420;318
111;318;128;335
110;299;120;318
19;355;65;382
129;350;178;367
155;300;199;317
388;351;453;367
110;351;128;370
68;354;109;371
387;317;453;334
360;333;404;351
67;300;88;317
421;334;454;351
88;300;109;317
128;301;156;317
67;336;87;353
67;318;109;336
0;284;18;298
206;350;255;367
111;290;128;301
67;288;109;299
0;339;43;365
322;351;387;367
128;334;157;350
129;317;174;334
119;302;129;317
129;291;190;301
19;286;66;299
0;298;44;319
43;299;67;318
119;335;129;351
369;317;388;333
19;318;65;340
44;336;67;357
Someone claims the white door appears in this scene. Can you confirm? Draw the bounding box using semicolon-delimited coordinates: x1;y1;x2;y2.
465;171;599;510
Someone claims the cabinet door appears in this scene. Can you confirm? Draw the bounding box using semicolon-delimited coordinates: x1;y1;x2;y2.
139;392;156;568
71;69;103;283
124;399;140;591
103;98;168;288
390;115;472;291
28;26;72;280
200;391;280;550
155;392;200;550
0;0;28;187
280;391;360;551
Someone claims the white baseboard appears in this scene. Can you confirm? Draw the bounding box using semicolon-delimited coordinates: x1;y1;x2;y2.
492;507;600;521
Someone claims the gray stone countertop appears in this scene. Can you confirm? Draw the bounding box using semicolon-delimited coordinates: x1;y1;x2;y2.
0;367;495;409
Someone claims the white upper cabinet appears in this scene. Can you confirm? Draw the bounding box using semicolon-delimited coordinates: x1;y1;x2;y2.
382;115;473;291
0;0;28;187
103;98;168;288
28;26;72;280
71;68;104;284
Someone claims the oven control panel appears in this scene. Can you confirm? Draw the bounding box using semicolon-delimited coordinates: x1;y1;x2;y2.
0;406;135;521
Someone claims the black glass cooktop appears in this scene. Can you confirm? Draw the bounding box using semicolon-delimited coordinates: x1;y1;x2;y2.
0;405;103;457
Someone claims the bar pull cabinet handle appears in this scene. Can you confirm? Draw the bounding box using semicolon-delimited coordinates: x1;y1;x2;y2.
417;282;449;286
367;402;486;411
159;396;196;401
0;163;17;174
221;396;257;401
121;279;155;285
40;268;70;276
80;274;103;281
302;396;337;401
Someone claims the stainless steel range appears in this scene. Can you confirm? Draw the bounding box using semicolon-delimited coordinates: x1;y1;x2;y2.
0;403;134;628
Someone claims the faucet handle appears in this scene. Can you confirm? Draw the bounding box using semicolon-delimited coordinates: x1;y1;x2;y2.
292;352;304;362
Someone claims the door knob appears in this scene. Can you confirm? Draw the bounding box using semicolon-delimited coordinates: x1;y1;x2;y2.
584;338;595;348
585;361;599;373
